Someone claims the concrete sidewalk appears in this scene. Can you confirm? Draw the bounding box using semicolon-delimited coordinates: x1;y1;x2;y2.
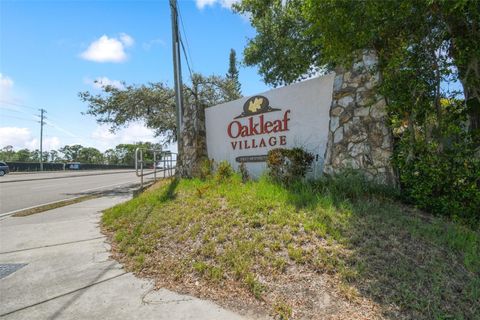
0;195;248;319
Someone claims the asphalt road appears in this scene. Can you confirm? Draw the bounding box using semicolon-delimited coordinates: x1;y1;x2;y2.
0;170;167;215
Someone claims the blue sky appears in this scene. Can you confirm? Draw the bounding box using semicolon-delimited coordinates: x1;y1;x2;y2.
0;0;270;152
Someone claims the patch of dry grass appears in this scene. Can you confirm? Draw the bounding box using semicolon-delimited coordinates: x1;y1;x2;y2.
102;175;479;319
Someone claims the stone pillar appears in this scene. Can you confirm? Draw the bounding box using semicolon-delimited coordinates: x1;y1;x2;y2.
323;51;396;185
177;102;208;178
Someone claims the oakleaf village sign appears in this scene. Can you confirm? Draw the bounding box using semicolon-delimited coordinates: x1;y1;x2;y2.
227;96;290;151
206;74;335;177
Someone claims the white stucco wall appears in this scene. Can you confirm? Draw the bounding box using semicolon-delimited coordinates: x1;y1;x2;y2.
205;74;335;178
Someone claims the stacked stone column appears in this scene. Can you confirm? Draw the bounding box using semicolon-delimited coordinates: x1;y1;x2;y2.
323;52;396;185
177;102;207;178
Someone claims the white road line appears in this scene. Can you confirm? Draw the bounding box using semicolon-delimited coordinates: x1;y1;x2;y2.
0;179;146;218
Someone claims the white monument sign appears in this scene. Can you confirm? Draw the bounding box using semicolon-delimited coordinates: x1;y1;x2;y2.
205;74;335;177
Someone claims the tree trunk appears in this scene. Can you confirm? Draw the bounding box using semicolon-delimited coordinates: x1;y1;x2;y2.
443;9;480;134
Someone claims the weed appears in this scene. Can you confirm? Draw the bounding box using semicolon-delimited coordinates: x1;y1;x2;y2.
273;299;293;320
244;273;264;299
287;244;305;264
215;160;233;181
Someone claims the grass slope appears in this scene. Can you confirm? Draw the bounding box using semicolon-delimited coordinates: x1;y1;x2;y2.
103;174;479;319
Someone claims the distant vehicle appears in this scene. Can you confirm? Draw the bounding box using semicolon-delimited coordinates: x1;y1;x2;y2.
155;161;175;170
67;162;81;170
0;161;9;176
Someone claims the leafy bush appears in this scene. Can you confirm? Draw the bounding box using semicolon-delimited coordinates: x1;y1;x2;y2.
198;158;214;180
215;160;233;181
267;148;314;185
394;123;480;225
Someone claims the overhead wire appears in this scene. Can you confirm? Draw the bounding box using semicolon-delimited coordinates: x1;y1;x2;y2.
0;100;38;111
176;2;195;80
1;114;38;123
178;6;194;70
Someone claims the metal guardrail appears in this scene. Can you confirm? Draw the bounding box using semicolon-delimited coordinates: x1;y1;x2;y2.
135;148;177;188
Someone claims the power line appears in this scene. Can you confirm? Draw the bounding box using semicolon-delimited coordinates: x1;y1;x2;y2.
0;106;27;114
180;39;194;80
172;1;194;80
0;100;37;111
1;114;38;123
1;106;40;119
177;3;195;74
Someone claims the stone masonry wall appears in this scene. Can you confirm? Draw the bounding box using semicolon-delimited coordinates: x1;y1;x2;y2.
323;52;396;185
177;102;207;178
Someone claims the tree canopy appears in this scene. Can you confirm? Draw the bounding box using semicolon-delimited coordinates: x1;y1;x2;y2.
79;72;242;145
235;0;479;131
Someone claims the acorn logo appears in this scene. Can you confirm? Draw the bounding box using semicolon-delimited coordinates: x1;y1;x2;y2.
234;95;281;119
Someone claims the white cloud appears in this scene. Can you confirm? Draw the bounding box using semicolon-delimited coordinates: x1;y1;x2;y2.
196;0;216;9
0;73;14;101
84;77;125;90
119;33;135;47
26;136;61;151
90;122;159;151
0;73;13;90
0;127;61;151
80;34;135;63
195;0;239;9
0;127;30;148
142;38;166;51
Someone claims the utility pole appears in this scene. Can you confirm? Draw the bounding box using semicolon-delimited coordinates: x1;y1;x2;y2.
39;108;46;171
170;0;184;160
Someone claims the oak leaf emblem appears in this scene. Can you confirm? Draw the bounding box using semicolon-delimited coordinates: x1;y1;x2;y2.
248;97;264;113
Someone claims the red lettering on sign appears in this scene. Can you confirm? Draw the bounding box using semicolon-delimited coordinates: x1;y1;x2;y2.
228;121;241;138
227;110;291;138
227;110;291;150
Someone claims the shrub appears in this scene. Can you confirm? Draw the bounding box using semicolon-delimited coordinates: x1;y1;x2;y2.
267;147;314;185
215;160;233;181
198;158;214;180
394;129;480;225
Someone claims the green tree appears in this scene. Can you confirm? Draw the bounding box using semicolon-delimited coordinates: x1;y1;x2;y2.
79;74;239;144
104;148;119;165
226;49;242;99
111;142;162;166
78;147;104;164
59;145;83;162
49;150;60;162
30;150;49;162
16;149;32;162
0;146;15;161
